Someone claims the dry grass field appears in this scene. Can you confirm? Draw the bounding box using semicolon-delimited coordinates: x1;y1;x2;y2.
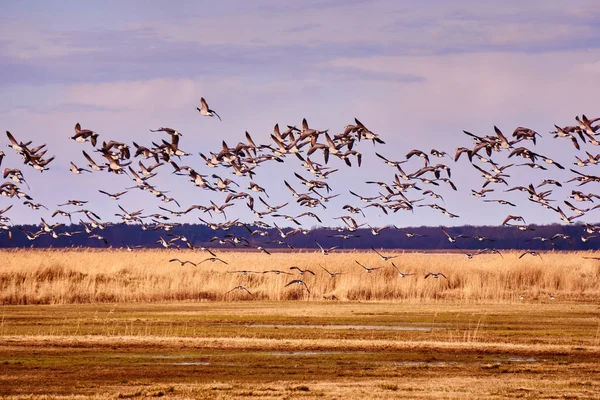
0;250;600;304
1;250;600;398
0;249;599;304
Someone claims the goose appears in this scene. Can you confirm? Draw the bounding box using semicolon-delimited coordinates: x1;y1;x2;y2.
406;149;429;166
247;181;268;197
196;97;222;121
391;263;416;277
284;279;310;294
502;215;526;225
169;258;197;266
98;190;127;200
314;240;338;255
23;201;48;211
424;272;447;279
263;270;292;275
441;227;470;243
471;188;494;198
228;270;259;275
483;199;516;207
198;257;229;265
58;199;88;207
290;266;315;276
355;260;381;273
71;123;99;146
149;127;182;136
88;234;108;245
370;246;398;261
319;264;343;277
226;285;253;296
82;150;105;171
256;246;272;255
518;251;543;260
51;210;73;222
3;168;30;188
69;162;90;174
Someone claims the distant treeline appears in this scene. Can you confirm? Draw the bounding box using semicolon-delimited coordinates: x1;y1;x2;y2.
1;222;599;251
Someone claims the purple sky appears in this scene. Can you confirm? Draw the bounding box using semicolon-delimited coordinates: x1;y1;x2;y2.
1;1;600;228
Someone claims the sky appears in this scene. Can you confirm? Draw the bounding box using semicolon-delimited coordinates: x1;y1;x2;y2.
1;0;600;228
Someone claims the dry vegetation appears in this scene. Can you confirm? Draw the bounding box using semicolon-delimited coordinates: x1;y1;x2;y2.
1;302;599;398
1;249;599;304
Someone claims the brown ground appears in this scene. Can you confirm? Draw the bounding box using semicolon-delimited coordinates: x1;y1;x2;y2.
1;302;599;399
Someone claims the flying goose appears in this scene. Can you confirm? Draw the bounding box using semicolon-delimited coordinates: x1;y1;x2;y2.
71;123;99;146
70;162;90;174
98;190;127;200
169;258;197;266
226;285;253;296
424;272;447;279
290;266;315;276
519;251;543;260
370;246;398;261
319;264;343;277
197;97;222;121
391;263;416;277
355;260;381;273
284;279;311;294
315;240;338;255
198;257;228;265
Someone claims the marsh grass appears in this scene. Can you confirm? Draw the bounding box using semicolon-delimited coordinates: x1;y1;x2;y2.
0;249;599;304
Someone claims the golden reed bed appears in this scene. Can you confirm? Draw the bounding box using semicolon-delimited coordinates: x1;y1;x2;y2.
1;249;598;304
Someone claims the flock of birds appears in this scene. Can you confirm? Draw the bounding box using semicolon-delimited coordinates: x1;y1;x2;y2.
1;96;600;297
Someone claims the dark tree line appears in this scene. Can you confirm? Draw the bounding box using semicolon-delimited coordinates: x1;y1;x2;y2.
1;222;599;251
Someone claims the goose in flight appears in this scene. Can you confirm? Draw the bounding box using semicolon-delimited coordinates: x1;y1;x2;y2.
169;258;197;266
315;240;338;255
355;260;381;273
98;190;127;200
320;264;343;277
371;246;398;261
70;123;99;147
226;285;253;296
285;279;311;294
391;263;416;277
197;97;222;121
290;266;315;276
424;272;447;279
519;251;543;260
198;257;229;265
70;162;90;174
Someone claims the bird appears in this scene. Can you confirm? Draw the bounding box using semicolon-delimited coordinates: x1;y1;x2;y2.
198;257;229;265
370;246;398;261
424;272;447;279
519;251;543;260
315;240;338;255
391;263;416;277
355;260;381;273
319;264;343;277
284;279;311;294
196;97;222;121
225;285;253;296
289;266;315;276
169;258;197;266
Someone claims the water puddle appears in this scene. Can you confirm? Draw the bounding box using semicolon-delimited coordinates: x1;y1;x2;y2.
164;362;210;366
506;357;538;362
266;351;349;356
393;361;457;367
245;324;436;331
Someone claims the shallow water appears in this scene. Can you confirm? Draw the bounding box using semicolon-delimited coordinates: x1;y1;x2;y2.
245;324;436;331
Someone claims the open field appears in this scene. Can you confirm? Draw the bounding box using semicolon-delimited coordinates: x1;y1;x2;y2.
1;249;599;304
2;250;600;398
1;302;600;399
